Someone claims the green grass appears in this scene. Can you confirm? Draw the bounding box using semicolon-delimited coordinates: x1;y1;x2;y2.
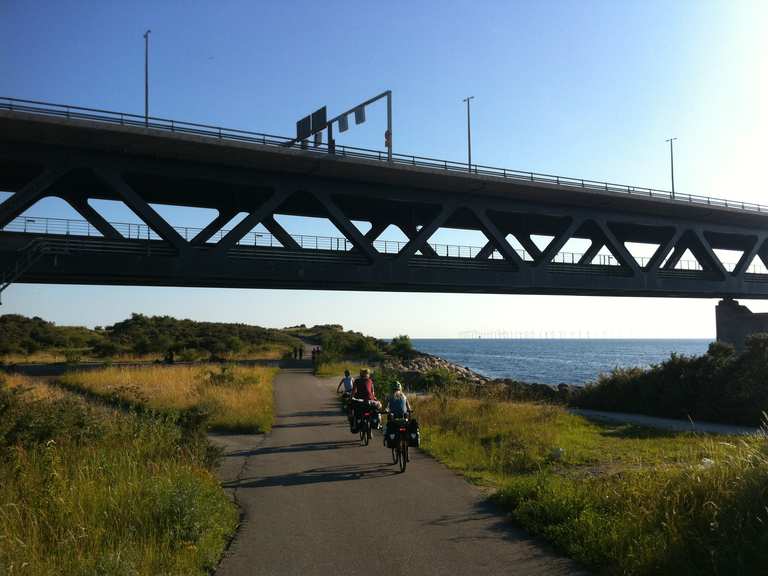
414;395;768;575
0;376;238;575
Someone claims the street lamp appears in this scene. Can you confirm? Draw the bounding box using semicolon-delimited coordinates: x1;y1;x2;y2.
463;96;474;173
143;29;151;126
665;137;677;198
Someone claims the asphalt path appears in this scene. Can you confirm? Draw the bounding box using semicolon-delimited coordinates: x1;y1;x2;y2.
212;368;585;576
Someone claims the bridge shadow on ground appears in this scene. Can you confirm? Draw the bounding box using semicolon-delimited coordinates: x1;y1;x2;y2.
222;462;399;489
224;439;359;459
429;500;589;572
271;421;335;430
598;423;686;439
277;408;340;418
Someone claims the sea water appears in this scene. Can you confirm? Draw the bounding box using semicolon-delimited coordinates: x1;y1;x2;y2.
411;338;710;385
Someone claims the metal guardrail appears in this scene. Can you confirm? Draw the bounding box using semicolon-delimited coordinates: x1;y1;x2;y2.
5;214;767;274
2;97;767;214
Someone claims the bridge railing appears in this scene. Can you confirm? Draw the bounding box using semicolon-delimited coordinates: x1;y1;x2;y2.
2;97;766;214
5;214;766;274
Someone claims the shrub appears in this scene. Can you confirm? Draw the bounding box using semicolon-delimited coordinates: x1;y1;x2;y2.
388;334;416;360
573;338;767;426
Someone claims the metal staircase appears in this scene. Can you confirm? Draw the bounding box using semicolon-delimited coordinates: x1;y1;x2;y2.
0;239;48;304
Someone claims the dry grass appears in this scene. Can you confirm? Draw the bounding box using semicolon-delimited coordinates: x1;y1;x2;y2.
1;343;291;365
3;373;71;401
58;364;278;432
1;351;71;364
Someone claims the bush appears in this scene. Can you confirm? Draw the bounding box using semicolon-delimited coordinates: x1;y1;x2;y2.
92;340;123;358
573;337;768;426
388;334;415;360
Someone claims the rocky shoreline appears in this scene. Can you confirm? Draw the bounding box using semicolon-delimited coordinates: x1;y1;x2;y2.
385;349;577;402
384;350;490;385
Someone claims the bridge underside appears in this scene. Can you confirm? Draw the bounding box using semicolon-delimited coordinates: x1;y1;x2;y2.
2;110;768;299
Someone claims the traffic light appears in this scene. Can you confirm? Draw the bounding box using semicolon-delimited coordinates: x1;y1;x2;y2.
384;130;391;149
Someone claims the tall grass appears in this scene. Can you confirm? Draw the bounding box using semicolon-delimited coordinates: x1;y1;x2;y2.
414;394;768;574
0;343;291;365
58;364;277;432
0;377;238;575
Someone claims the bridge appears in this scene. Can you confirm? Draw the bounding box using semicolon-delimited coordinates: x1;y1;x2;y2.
2;97;768;301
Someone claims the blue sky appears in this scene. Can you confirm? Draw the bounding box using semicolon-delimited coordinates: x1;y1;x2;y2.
1;0;766;337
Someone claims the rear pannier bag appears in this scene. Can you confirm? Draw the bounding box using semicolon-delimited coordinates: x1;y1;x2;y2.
407;419;420;447
385;420;397;448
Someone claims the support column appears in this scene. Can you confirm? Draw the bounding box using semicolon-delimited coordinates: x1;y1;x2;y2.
716;298;768;352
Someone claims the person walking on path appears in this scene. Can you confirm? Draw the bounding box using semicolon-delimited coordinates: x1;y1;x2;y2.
299;347;304;360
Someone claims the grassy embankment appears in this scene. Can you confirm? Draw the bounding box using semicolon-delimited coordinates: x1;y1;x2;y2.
0;373;238;575
58;364;278;433
414;394;768;575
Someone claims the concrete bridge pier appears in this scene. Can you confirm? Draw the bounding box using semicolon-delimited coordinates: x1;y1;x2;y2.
716;298;768;351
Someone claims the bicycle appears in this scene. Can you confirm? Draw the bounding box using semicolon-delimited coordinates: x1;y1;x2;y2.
352;398;376;446
387;413;411;473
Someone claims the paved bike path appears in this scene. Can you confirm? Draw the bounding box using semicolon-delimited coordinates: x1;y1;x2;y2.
213;368;585;575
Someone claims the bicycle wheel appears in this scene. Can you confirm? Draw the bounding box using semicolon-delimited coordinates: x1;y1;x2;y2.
362;421;370;446
398;440;407;473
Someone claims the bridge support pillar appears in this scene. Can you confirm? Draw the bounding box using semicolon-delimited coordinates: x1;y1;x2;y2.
716;298;768;351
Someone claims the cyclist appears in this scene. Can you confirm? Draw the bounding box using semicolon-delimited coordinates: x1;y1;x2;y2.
352;368;381;429
337;369;354;427
384;381;412;447
336;369;354;396
385;381;412;418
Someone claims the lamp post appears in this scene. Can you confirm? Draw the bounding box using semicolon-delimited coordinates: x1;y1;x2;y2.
143;30;151;126
665;137;677;198
463;96;474;173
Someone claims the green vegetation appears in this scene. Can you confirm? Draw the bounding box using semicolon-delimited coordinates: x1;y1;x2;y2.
311;325;386;361
573;336;768;426
0;374;238;575
388;334;416;360
414;393;768;575
58;364;278;433
0;313;302;364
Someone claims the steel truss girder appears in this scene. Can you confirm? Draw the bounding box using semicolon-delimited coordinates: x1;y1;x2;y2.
2;144;768;298
3;235;768;298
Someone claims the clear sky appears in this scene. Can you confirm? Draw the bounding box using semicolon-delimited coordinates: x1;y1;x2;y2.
1;0;767;337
